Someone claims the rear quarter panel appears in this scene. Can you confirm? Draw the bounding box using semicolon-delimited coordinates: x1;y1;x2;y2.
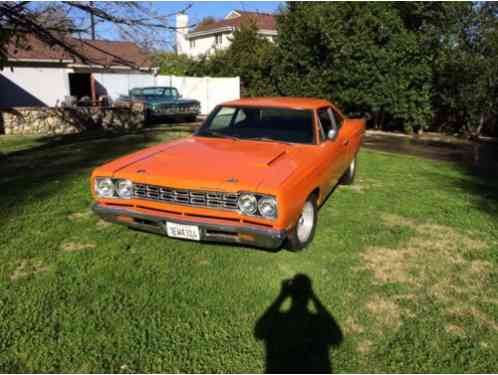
342;118;366;160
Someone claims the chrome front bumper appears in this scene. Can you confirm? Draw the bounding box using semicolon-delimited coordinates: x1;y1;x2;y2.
92;203;287;249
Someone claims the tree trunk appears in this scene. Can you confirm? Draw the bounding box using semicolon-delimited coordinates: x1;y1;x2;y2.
470;113;485;141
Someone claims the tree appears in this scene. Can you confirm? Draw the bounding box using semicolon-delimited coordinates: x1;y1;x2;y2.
273;2;432;132
185;21;278;96
153;52;195;76
221;21;278;96
0;2;189;68
431;3;498;138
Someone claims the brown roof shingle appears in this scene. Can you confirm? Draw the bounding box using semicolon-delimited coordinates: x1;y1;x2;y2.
7;34;153;68
193;11;277;33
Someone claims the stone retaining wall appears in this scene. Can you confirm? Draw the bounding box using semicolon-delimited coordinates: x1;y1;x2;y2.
0;102;145;135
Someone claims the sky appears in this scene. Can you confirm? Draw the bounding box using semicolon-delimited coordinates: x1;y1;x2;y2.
96;1;284;49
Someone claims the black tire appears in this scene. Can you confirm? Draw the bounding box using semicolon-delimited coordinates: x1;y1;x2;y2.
185;115;197;123
285;194;318;252
340;156;357;185
144;109;153;125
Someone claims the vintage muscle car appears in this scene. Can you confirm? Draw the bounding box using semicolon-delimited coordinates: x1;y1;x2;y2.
91;97;365;250
120;86;201;122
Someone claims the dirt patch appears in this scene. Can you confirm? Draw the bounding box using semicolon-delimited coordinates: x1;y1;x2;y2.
360;214;494;335
366;296;403;329
446;324;466;337
96;219;112;229
10;259;49;281
61;242;96;252
338;184;364;193
363;216;488;291
357;339;372;354
68;211;92;221
345;317;365;334
446;306;498;332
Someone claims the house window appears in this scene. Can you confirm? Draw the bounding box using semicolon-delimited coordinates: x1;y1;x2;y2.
215;33;222;46
190;39;196;48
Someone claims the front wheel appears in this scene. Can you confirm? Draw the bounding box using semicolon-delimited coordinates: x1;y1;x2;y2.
286;195;318;252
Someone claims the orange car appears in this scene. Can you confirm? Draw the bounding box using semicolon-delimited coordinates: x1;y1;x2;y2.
91;97;365;250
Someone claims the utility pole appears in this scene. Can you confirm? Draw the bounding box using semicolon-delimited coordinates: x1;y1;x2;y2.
90;1;96;40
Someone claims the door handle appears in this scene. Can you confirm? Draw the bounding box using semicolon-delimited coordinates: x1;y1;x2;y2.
343;139;350;146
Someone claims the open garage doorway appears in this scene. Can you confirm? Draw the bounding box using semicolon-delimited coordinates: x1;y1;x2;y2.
69;73;93;105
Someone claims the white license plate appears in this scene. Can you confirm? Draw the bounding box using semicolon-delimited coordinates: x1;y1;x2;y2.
166;222;200;241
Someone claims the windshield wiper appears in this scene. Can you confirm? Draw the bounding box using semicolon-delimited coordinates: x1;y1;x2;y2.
247;137;291;145
197;130;239;140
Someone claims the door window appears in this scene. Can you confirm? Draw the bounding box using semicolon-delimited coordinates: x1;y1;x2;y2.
210;106;237;130
317;107;338;142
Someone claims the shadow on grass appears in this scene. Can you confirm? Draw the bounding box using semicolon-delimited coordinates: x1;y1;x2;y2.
255;274;343;373
0;126;195;222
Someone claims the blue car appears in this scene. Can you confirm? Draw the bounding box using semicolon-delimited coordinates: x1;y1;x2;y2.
122;86;201;122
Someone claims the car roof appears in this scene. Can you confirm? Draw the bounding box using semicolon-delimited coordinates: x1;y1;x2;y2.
222;97;334;111
134;86;176;90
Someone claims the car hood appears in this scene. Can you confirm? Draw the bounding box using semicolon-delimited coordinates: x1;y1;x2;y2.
107;137;310;194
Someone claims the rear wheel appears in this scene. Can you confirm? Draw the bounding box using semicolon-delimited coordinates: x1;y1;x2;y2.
340;156;357;185
286;195;318;251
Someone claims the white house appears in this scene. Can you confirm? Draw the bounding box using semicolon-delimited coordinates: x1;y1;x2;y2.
0;34;156;107
176;10;278;58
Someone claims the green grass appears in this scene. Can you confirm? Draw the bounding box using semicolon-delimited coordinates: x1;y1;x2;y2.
0;126;497;373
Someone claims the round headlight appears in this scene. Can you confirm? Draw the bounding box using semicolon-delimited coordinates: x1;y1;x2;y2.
116;179;133;199
238;193;257;215
95;177;114;198
258;197;277;219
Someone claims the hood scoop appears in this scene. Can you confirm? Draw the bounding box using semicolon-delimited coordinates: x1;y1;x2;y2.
265;150;288;167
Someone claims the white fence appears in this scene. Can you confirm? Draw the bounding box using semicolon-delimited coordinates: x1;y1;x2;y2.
94;73;240;115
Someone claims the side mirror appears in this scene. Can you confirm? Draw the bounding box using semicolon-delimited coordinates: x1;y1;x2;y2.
178;93;183;98
327;129;337;140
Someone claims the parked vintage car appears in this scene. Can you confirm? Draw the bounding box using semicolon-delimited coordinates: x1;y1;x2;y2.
91;97;365;250
119;86;201;122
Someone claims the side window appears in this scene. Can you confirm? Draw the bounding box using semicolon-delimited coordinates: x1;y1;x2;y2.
318;107;338;142
317;107;334;141
330;108;341;129
232;109;247;127
130;88;141;97
210;107;237;130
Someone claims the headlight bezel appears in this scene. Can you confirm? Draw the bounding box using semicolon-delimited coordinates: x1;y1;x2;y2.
237;193;258;215
94;177;133;199
257;196;278;219
94;177;115;198
237;192;278;220
115;179;133;199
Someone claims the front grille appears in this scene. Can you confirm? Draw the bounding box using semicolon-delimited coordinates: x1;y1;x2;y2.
133;183;239;211
157;104;197;113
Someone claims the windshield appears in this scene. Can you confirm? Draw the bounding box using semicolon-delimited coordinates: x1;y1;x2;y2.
131;87;178;98
197;106;315;144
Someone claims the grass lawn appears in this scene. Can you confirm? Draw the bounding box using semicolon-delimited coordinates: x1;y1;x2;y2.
0;126;497;373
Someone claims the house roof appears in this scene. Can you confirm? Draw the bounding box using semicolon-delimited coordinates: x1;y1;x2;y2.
6;34;153;69
192;10;277;34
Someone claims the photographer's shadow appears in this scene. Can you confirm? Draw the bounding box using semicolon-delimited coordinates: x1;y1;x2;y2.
254;274;343;373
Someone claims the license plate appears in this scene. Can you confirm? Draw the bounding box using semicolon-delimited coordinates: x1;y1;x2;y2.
166;222;200;241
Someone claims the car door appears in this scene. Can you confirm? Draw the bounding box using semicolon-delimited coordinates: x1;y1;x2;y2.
316;107;349;195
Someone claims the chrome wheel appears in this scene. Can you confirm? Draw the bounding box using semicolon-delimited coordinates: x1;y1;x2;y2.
349;158;356;176
297;201;315;243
